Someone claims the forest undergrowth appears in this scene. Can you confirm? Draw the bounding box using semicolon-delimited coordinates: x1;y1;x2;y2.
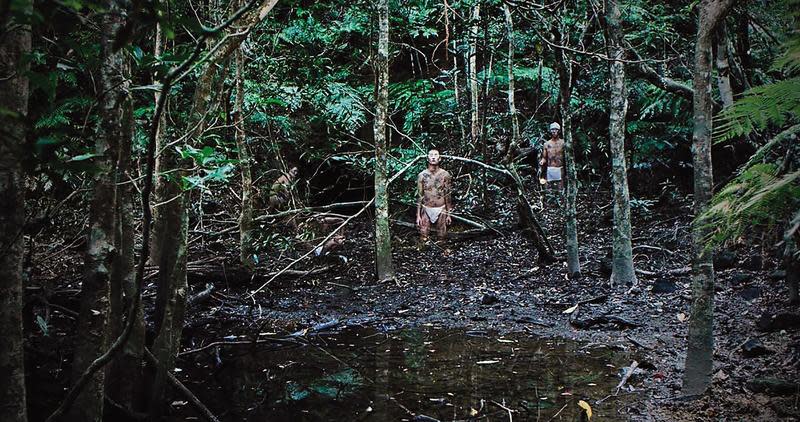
24;179;800;421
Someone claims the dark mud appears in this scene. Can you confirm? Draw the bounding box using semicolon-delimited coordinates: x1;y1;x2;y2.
25;188;800;421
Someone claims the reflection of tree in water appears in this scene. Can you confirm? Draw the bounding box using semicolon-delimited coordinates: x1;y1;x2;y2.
186;327;630;421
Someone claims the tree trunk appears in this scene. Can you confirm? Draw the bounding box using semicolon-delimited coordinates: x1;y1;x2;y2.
683;0;735;396
605;0;637;286
373;0;395;281
69;4;127;420
556;34;581;279
106;55;143;411
784;210;800;305
0;6;30;422
469;3;481;151
235;49;255;268
503;4;521;162
148;2;280;415
150;22;168;266
715;25;734;108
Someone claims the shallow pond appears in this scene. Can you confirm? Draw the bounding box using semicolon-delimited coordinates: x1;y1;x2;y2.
176;325;636;421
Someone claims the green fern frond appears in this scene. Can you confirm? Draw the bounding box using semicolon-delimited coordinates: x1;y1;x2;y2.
34;96;93;130
714;78;800;142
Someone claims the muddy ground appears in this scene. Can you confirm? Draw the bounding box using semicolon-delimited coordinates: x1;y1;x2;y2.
25;185;800;421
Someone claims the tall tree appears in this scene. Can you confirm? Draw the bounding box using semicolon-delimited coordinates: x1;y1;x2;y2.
373;0;395;281
235;48;256;268
503;3;521;162
555;12;581;279
148;1;280;415
683;0;736;396
0;2;31;422
105;47;141;410
605;0;637;286
468;3;481;150
715;25;735;108
69;2;128;419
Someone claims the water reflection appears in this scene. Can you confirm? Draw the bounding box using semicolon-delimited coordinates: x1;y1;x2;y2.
178;326;634;421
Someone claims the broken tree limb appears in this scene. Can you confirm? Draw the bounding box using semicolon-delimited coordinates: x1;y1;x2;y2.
441;155;556;261
254;200;370;221
615;360;639;395
143;348;220;422
248;156;423;297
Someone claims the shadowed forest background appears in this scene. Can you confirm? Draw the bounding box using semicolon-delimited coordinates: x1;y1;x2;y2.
1;0;799;421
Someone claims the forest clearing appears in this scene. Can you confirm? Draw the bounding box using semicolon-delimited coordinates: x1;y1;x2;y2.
1;0;799;421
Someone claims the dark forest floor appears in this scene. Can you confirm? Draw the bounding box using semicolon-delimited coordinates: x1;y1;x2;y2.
24;184;800;421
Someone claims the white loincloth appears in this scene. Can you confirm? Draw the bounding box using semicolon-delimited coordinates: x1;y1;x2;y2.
546;166;562;182
423;205;446;224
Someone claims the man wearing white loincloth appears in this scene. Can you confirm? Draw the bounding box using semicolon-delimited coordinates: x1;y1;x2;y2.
539;122;565;206
416;149;453;242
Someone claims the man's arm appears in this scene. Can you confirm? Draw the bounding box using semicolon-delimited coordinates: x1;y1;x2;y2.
444;171;453;225
539;143;548;167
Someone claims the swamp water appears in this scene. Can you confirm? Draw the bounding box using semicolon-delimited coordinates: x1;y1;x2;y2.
177;326;636;421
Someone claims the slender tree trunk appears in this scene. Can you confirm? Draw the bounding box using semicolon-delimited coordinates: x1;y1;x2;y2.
785;210;800;305
150;22;168;265
70;4;127;420
374;0;395;281
605;0;637;286
452;50;467;144
683;0;735;396
715;25;734;108
0;5;31;422
503;4;521;162
235;49;255;268
556;34;581;279
106;56;142;410
148;3;279;415
469;3;481;150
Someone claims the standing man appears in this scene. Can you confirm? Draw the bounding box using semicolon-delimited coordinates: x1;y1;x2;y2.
416;149;453;242
539;122;565;204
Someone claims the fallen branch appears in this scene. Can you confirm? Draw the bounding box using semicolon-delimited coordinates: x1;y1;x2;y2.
615;360;639;395
143;347;220;422
248;157;423;296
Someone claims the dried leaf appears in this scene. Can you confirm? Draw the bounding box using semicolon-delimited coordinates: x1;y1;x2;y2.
578;400;592;420
476;360;500;365
677;312;687;322
563;304;579;314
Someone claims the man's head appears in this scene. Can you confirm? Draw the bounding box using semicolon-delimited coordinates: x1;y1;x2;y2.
549;122;561;138
427;149;441;166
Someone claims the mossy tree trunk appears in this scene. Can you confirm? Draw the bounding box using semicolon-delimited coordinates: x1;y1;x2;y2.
605;0;637;286
0;4;31;422
374;0;395;281
683;0;735;396
69;3;127;419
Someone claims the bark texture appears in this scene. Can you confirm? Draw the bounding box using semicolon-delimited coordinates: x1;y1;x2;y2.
683;0;736;396
606;0;637;286
556;35;581;279
69;4;127;420
0;5;31;422
469;4;481;149
106;58;143;410
715;25;735;108
373;0;395;281
503;4;521;162
235;49;255;267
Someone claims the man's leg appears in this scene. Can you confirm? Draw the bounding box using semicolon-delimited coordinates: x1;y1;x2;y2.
419;212;431;244
435;213;448;240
